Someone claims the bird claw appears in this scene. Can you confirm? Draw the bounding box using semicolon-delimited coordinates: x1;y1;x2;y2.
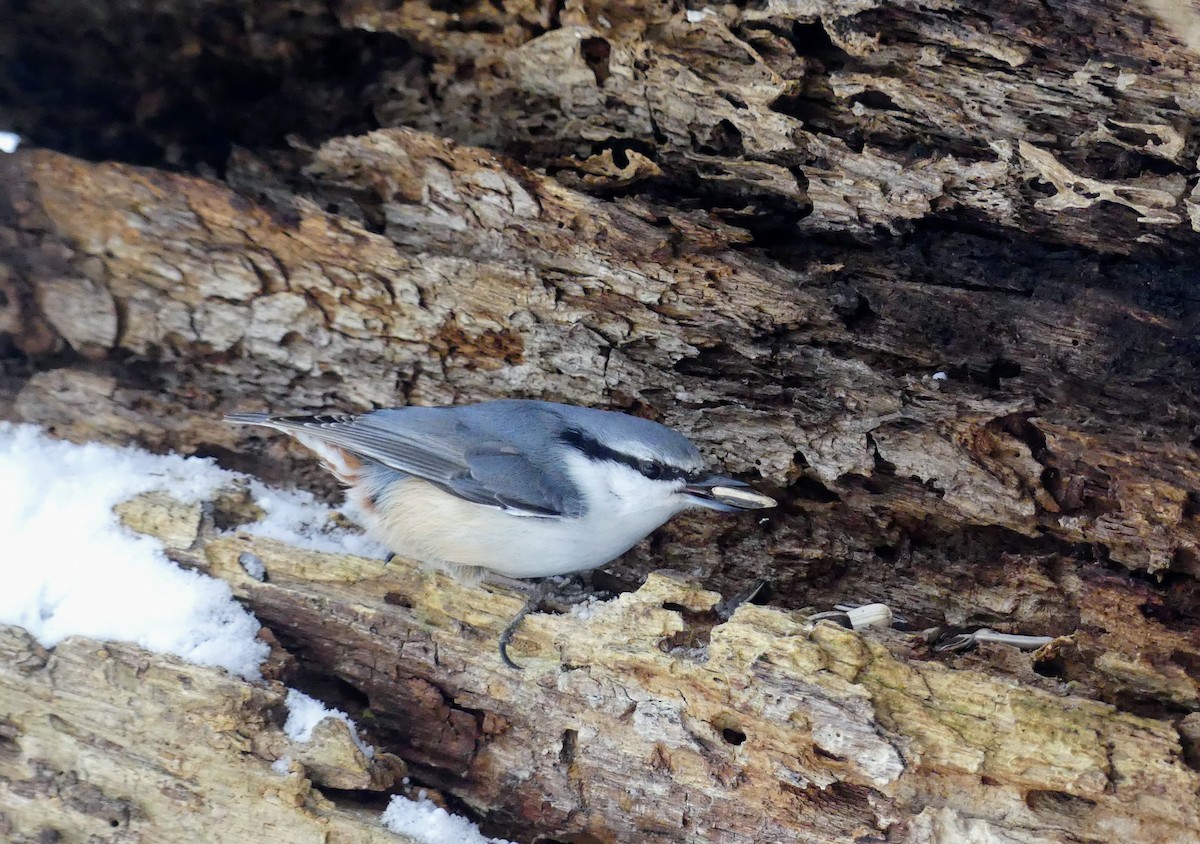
497;621;526;670
494;574;621;669
496;578;553;670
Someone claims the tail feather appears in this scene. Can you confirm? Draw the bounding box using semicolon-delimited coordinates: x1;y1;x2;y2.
224;412;359;430
223;412;274;427
224;411;367;487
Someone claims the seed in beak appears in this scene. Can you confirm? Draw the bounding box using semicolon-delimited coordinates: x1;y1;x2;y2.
709;486;777;510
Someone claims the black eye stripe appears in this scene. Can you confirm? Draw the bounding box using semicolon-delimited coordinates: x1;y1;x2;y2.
560;429;696;482
639;459;684;482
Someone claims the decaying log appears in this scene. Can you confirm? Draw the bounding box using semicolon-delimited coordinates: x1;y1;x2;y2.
2;131;1200;840
4;139;1200;712
0;621;411;843
7;484;1200;843
3;0;1200;840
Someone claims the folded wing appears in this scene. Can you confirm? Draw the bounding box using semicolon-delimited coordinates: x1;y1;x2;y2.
226;411;579;518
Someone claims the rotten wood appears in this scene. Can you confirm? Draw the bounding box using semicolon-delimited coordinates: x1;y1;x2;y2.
7;483;1189;844
0;621;410;843
2;0;1200;840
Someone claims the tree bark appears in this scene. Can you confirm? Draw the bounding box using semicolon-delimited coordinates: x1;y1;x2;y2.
2;0;1200;841
4;484;1198;843
0;619;410;844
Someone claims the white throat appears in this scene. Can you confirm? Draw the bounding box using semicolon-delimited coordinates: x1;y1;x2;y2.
563;452;688;527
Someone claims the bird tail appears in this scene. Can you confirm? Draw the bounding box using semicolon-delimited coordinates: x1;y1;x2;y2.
224;412;360;431
223;411;368;486
223;412;276;427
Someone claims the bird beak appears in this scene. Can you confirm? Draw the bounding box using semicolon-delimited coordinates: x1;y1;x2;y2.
683;476;777;511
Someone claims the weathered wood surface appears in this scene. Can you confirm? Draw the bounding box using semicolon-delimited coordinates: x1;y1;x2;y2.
0;621;411;844
0;484;1185;844
4;139;1200;710
3;0;1200;841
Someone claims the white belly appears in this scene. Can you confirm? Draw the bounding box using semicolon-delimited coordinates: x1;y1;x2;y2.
357;476;682;581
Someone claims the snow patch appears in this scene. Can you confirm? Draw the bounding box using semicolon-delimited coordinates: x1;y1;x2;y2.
0;423;386;679
284;688;374;758
239;552;267;581
382;795;516;844
0;423;266;677
242;479;386;557
569;594;613;621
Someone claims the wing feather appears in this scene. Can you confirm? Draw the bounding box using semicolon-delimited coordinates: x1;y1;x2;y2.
228;410;576;517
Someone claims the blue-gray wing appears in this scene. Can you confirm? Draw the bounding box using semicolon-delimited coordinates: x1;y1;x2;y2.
232;410;580;518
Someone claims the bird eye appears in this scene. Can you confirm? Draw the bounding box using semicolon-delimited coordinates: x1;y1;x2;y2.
639;459;664;480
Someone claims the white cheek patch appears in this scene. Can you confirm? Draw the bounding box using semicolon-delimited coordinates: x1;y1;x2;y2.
562;453;685;515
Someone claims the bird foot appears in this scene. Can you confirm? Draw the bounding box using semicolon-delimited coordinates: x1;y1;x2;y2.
497;579;550;670
492;573;616;669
